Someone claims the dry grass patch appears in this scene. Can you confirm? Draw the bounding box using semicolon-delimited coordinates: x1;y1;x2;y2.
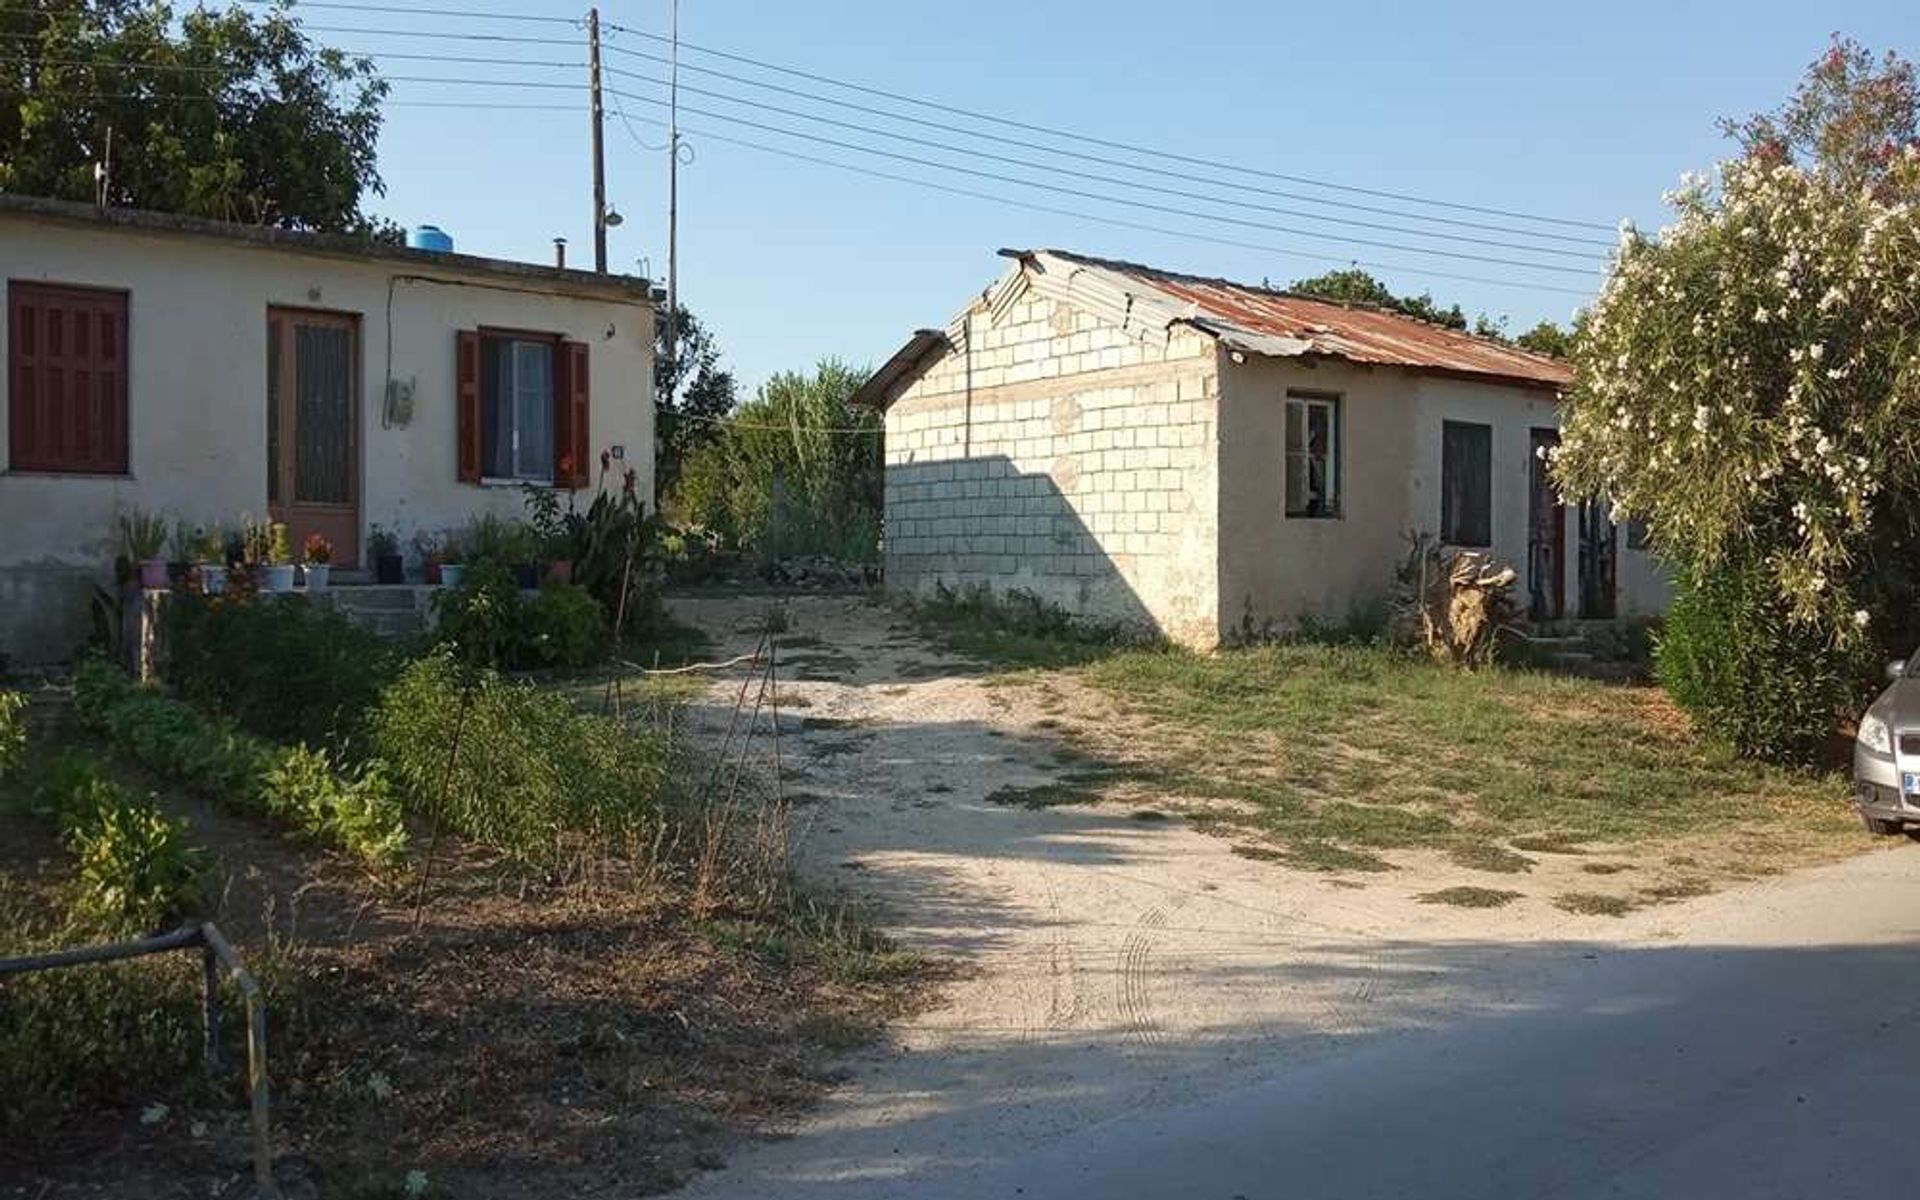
1418;886;1524;909
1553;892;1638;918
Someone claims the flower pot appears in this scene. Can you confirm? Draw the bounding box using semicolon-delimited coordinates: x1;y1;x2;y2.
426;561;442;586
197;563;228;595
261;563;297;593
545;559;574;586
375;553;405;585
514;561;540;590
439;563;465;588
303;563;331;592
138;557;169;590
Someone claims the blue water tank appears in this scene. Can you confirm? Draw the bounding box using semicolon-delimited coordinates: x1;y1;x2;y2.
406;224;454;253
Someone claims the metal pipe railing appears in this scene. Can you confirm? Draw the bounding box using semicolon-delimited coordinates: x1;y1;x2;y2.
0;922;279;1199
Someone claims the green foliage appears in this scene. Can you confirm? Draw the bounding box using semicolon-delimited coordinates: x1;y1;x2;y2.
1721;35;1917;193
1288;268;1469;330
0;947;202;1145
163;592;402;754
567;465;667;640
0;689;24;779
26;751;202;935
1513;319;1575;358
74;658;407;864
431;560;610;670
119;506;168;561
371;652;677;868
461;512;537;565
909;582;1149;669
0;1;391;231
1656;558;1874;764
655;305;740;498
673;359;882;562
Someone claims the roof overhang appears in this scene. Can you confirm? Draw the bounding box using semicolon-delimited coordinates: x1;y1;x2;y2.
852;327;951;409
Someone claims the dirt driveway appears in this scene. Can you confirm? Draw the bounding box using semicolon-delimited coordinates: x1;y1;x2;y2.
662;592;1861;1198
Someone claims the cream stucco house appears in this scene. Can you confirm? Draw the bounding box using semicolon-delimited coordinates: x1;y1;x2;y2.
0;194;656;665
857;249;1667;648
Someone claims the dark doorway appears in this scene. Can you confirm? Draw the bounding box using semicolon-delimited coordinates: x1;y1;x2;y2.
1527;428;1565;620
267;307;361;567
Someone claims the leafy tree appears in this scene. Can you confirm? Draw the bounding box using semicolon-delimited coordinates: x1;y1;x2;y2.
1;1;389;231
1514;319;1575;358
675;359;881;561
1552;39;1920;760
1288;268;1469;330
653;304;737;497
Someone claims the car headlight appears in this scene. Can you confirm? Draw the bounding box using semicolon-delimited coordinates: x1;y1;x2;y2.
1858;712;1893;755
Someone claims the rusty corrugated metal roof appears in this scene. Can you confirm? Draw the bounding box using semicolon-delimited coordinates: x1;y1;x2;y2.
1012;249;1572;390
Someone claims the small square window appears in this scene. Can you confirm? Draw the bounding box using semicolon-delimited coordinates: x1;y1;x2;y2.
1285;392;1340;518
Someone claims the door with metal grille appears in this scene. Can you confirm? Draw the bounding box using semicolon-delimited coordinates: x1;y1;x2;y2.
267;309;360;567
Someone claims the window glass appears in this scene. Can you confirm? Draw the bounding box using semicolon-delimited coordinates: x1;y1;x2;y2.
1285;394;1340;518
479;334;555;482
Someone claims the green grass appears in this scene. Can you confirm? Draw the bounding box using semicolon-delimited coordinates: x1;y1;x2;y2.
905;586;1152;671
1417;886;1524;909
1053;642;1851;874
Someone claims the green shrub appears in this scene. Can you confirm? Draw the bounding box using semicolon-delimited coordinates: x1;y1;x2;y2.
0;950;202;1144
521;584;608;668
27;751;202;935
1656;559;1876;764
162;593;403;755
73;659;407;864
372;652;675;867
0;689;25;779
432;562;609;671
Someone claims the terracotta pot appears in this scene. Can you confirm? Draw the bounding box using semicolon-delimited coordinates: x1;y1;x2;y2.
138;557;169;590
426;561;442;586
546;560;574;585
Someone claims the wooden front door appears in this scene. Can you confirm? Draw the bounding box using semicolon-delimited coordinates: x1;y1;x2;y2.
267;308;360;567
1527;428;1565;620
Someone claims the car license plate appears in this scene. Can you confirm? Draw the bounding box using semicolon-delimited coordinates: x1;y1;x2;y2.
1903;773;1919;795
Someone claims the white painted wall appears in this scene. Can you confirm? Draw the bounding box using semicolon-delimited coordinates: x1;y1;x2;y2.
0;214;654;663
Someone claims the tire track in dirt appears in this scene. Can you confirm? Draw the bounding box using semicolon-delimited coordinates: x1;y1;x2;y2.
1115;894;1191;1046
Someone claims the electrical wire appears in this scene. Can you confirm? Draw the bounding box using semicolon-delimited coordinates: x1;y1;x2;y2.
605;107;1597;299
602;20;1614;233
604;87;1594;277
233;0;583;24
604;65;1603;263
601;41;1612;251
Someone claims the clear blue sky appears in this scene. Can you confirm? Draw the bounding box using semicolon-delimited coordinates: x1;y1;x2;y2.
351;0;1914;397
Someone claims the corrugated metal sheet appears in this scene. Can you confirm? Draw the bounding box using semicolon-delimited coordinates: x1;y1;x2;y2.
1009;248;1572;391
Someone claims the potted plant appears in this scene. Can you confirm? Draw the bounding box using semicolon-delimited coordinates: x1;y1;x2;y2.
412;530;442;585
261;522;296;593
302;532;334;591
369;525;405;585
167;520;197;587
524;483;576;584
121;508;169;589
196;526;229;595
438;536;466;588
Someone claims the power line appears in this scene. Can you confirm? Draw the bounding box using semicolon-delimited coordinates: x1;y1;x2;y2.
601;41;1611;252
0;50;581;73
233;0;582;24
605;107;1597;299
605;65;1603;264
604;87;1593;277
602;20;1613;234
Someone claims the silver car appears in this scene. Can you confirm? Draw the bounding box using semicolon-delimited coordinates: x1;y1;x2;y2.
1853;654;1920;836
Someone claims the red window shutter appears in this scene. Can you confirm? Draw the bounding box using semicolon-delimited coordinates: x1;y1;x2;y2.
555;340;590;488
8;282;128;474
455;329;481;483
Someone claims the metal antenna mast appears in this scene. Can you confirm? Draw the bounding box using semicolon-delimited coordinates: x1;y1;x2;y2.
665;0;681;369
588;6;609;273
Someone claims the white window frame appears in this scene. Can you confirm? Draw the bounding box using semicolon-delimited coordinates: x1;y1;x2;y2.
1285;391;1341;519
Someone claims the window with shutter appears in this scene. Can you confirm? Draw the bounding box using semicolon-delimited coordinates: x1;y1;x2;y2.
8;281;130;475
457;328;590;488
1441;420;1493;547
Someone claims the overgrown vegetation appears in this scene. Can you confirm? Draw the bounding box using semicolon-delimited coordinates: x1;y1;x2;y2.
432;561;609;671
372;652;678;873
672;359;883;562
75;658;407;864
908;582;1153;669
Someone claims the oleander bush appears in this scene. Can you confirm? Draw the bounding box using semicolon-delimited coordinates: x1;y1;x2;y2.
74;659;407;865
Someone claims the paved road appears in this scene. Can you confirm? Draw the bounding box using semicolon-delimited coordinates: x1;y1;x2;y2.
908;847;1920;1200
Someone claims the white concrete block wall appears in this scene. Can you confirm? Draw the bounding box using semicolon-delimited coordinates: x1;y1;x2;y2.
882;292;1221;646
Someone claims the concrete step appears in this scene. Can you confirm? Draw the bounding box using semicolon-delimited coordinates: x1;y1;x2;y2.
321;584;430;612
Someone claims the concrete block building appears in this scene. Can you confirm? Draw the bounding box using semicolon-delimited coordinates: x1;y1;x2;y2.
856;249;1666;647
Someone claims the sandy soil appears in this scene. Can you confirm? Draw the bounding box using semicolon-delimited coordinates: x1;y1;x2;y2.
660;592;1867;1198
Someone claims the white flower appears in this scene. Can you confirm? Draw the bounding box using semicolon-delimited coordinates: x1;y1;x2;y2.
1808;343;1825;361
1854;610;1871;629
404;1170;430;1199
140;1103;169;1127
1693;405;1711;433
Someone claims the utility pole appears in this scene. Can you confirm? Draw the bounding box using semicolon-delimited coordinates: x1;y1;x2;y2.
664;0;680;370
587;5;608;273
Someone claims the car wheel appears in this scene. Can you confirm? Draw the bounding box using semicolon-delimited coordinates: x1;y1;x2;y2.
1863;814;1905;836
